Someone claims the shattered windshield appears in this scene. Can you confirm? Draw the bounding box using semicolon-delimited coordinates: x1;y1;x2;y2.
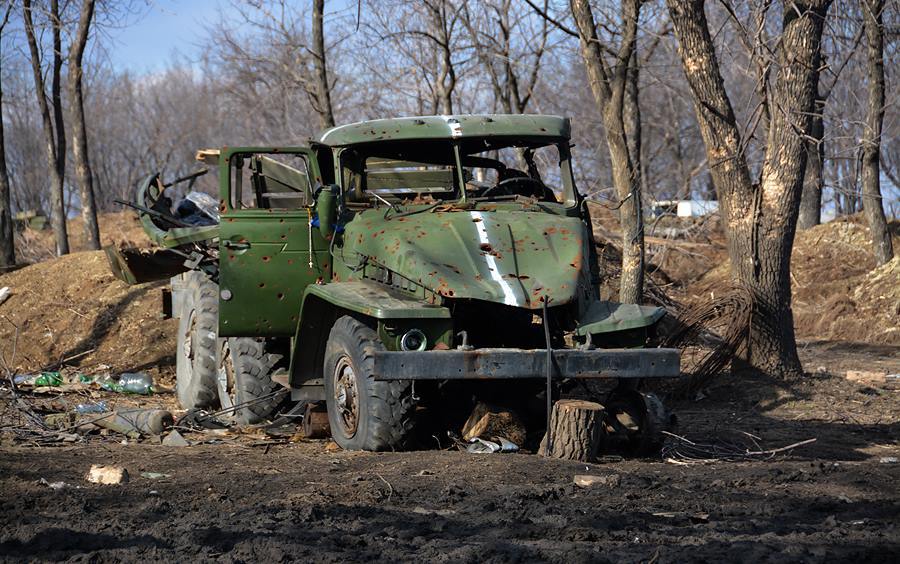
339;138;571;205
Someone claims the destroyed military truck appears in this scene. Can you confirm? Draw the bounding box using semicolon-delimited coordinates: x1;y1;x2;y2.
108;114;680;452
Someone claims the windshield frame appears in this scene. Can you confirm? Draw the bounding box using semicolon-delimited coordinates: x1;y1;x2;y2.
334;138;579;208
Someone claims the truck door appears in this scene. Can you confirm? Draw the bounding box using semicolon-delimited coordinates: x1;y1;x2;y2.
218;147;331;337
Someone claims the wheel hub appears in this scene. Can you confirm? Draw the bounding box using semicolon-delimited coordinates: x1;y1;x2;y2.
333;357;359;437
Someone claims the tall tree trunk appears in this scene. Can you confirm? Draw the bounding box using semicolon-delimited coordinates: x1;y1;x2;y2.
622;50;645;301
667;0;831;377
570;0;644;304
861;0;894;266
311;0;335;129
23;0;69;255
0;5;13;267
798;95;825;229
69;0;100;250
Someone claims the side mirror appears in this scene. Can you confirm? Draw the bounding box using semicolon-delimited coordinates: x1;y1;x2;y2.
314;184;340;239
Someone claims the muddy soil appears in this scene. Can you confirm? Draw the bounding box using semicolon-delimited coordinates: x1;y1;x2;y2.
1;342;898;563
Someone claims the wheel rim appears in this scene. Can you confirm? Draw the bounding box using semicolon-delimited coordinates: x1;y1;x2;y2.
217;340;235;410
333;356;360;438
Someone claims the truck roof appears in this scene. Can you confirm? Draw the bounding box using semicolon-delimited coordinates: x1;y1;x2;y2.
315;114;570;147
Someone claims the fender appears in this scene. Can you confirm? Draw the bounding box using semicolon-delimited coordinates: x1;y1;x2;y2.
287;281;451;395
575;300;667;336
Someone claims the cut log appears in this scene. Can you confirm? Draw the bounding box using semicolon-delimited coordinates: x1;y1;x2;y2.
462;402;526;447
539;399;606;461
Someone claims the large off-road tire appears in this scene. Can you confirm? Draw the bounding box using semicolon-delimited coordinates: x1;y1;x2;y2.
175;271;219;409
218;338;288;424
323;316;416;451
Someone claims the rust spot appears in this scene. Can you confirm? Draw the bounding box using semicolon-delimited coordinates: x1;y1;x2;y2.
472;217;482;222
287;259;294;265
228;254;235;260
505;274;530;280
479;243;493;253
279;218;285;223
258;282;266;288
277;293;284;300
262;256;270;262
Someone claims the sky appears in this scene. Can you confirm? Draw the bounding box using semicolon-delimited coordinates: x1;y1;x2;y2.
105;0;224;73
104;0;358;74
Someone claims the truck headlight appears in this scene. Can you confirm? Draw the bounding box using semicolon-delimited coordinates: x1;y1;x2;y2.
400;329;427;351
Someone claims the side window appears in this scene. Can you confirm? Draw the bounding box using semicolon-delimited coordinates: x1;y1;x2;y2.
230;152;312;209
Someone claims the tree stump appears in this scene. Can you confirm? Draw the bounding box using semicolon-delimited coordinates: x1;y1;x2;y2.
539;399;606;461
462;402;526;447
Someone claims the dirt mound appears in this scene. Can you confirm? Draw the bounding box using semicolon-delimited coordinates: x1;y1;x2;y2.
0;250;175;379
15;211;152;264
690;216;900;344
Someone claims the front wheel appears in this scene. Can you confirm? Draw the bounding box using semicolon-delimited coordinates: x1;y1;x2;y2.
323;316;416;451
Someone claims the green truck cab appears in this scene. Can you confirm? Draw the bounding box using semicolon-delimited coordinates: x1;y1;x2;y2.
109;114;679;451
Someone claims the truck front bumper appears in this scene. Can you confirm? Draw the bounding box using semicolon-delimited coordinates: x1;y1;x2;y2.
371;347;680;381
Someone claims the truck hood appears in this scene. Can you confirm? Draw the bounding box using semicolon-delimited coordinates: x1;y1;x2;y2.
340;205;591;309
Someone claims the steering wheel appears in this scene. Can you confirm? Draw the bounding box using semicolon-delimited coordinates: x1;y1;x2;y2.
481;176;550;199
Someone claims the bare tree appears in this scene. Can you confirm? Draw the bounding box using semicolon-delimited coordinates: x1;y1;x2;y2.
0;2;13;267
667;0;831;377
311;0;335;129
798;6;864;229
365;0;466;115
69;0;101;249
23;0;69;255
860;0;893;265
569;0;645;304
460;0;550;115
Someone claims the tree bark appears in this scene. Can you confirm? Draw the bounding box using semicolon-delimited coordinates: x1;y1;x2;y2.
23;0;69;256
539;399;606;461
667;0;831;377
861;0;894;266
0;5;14;267
798;95;825;229
69;0;101;250
570;0;644;305
311;0;335;129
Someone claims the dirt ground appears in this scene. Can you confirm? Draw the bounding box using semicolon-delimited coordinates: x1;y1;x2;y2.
1;342;898;563
1;213;899;562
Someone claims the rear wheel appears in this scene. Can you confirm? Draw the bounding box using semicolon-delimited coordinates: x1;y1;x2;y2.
175;272;218;409
217;338;288;424
323;316;416;451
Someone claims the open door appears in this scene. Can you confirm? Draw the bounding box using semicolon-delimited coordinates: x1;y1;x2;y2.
218;147;331;337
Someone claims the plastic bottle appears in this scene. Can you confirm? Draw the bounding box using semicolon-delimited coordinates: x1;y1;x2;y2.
13;372;63;387
117;372;154;395
75;401;109;414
